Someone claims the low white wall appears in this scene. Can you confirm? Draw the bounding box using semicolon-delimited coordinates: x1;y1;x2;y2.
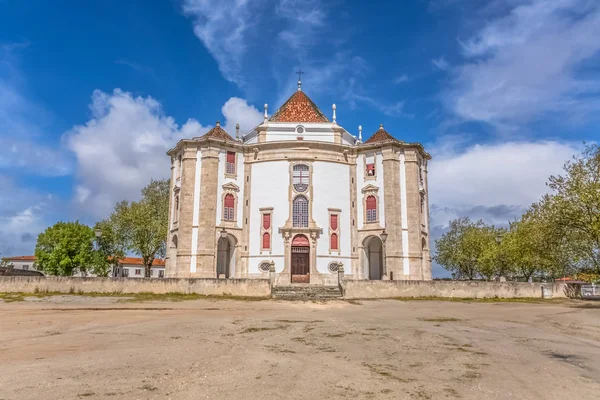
0;276;271;297
341;280;568;299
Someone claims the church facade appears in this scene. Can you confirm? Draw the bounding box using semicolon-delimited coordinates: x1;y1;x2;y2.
165;84;432;284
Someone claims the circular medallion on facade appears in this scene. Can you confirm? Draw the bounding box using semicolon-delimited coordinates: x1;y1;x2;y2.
296;125;305;134
259;261;272;272
328;262;339;273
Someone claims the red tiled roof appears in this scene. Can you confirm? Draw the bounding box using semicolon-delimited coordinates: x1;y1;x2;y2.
269;90;330;123
117;257;166;267
197;122;234;141
3;255;36;261
364;124;399;144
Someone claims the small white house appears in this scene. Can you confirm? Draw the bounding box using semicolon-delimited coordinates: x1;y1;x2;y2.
2;256;38;271
111;257;166;278
1;256;166;278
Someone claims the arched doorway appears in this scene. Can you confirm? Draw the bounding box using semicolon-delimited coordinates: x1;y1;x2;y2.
216;237;231;278
364;236;383;280
291;234;310;283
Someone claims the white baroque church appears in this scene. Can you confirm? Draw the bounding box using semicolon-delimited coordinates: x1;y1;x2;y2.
166;81;432;284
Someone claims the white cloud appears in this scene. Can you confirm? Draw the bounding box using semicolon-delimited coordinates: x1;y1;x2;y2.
64;89;261;219
445;0;600;125
65;89;203;218
394;74;409;84
343;77;410;118
221;97;263;135
432;57;450;71
276;0;326;53
181;0;260;86
428;139;581;228
0;174;54;256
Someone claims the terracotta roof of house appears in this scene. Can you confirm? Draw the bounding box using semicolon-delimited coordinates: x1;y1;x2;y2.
269;90;330;123
117;257;166;267
2;255;36;261
197;122;234;141
364;124;399;144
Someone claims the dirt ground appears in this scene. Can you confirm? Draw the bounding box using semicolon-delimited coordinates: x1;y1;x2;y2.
0;296;599;400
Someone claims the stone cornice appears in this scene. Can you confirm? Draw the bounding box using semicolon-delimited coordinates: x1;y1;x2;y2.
167;137;431;160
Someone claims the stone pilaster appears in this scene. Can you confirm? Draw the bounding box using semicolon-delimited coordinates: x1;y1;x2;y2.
165;157;177;276
422;159;432;280
174;145;198;277
381;146;403;279
239;155;252;278
194;146;220;277
404;150;425;280
349;160;359;278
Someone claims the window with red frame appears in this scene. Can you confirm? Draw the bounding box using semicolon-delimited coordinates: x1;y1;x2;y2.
366;154;375;176
366;196;377;222
330;214;338;230
226;151;236;174
263;213;271;230
262;232;271;250
223;194;235;221
330;233;338;250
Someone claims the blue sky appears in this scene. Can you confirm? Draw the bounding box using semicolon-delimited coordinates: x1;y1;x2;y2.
1;0;599;276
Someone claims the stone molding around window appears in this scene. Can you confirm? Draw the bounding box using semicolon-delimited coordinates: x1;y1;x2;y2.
221;182;240;225
224;150;237;179
361;184;381;226
282;161;319;234
364;153;377;181
260;207;273;253
328;208;341;254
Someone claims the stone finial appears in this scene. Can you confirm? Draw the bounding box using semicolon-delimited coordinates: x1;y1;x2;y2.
297;79;302;91
332;104;337;123
236;123;240;140
379;123;384;130
264;104;268;121
216;121;220;127
358;125;363;142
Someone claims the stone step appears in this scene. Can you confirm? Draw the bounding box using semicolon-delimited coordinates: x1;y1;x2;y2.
272;285;342;300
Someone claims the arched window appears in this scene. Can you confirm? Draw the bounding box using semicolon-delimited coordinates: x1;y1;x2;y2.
293;164;309;192
366;196;377;223
262;232;271;250
330;233;338;250
224;194;235;221
293;195;309;227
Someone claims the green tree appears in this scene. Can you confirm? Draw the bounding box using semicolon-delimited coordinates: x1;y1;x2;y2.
434;217;499;280
478;227;509;281
35;221;96;276
545;144;600;273
91;220;126;277
109;179;169;277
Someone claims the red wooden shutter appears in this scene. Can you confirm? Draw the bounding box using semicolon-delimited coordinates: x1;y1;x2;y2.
224;194;234;208
366;196;376;210
262;232;270;249
330;233;338;250
263;214;271;229
330;214;338;230
226;151;235;163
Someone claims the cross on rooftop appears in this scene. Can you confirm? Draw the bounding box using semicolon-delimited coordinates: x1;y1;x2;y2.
296;69;304;91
